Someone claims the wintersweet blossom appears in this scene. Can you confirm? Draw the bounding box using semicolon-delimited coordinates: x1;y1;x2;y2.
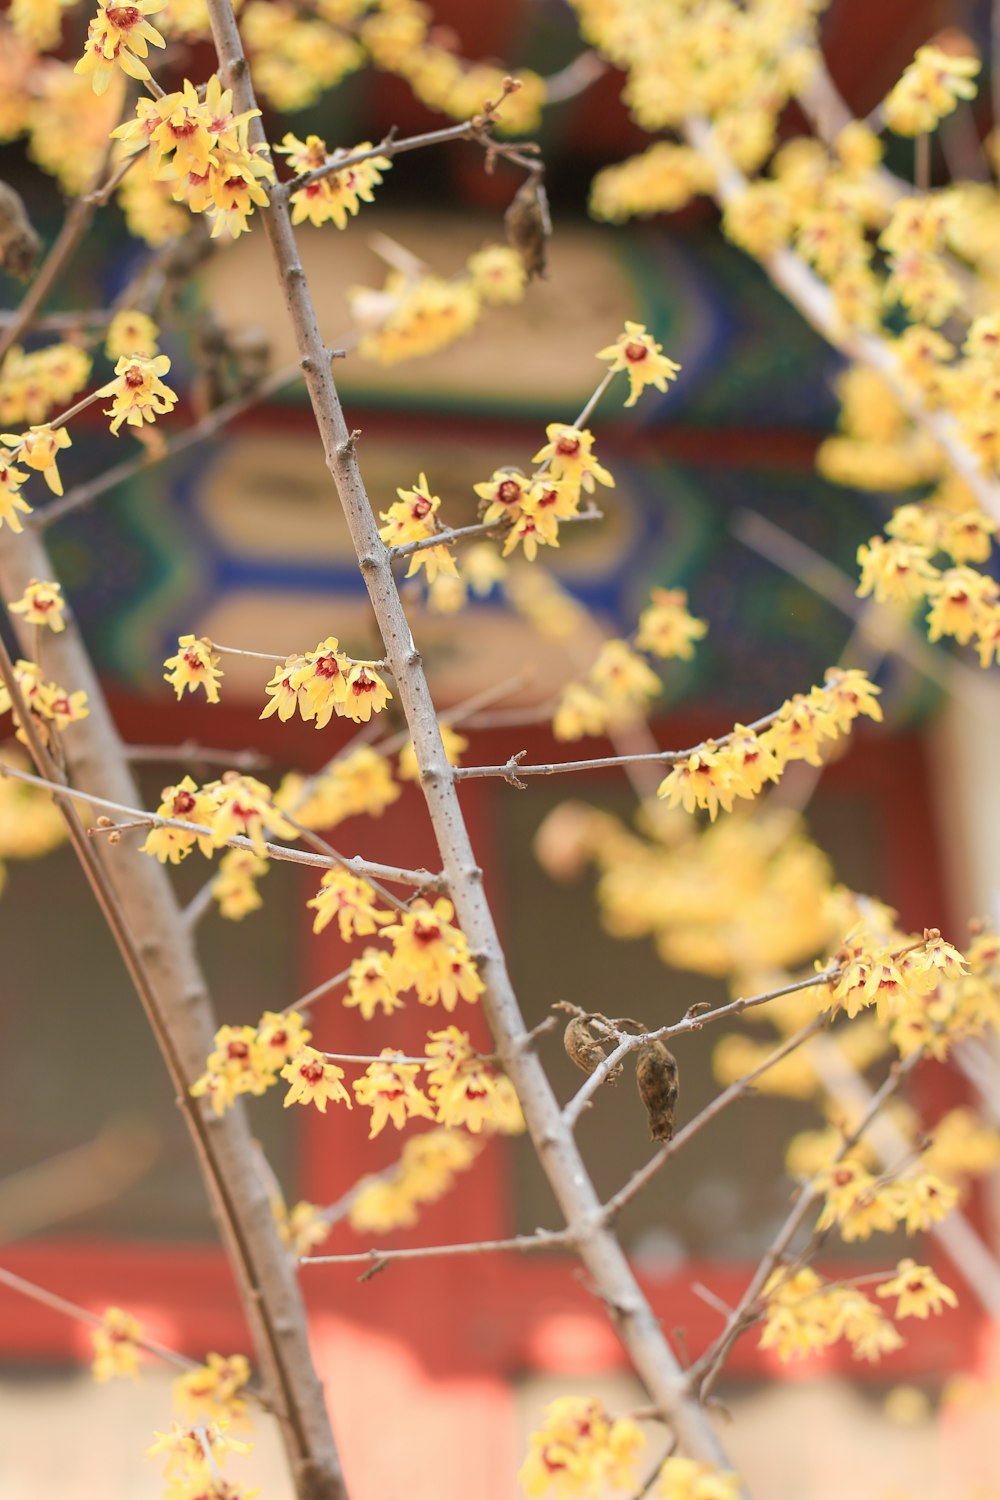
353;1051;436;1137
597;321;681;406
382;897;485;1009
520;1398;645;1499
101;353;177;435
277;133;390;229
74;0;166;94
163;636;224;703
883;45;980;136
1;424;71;495
306;868;391;940
348;1129;481;1234
105;309;160;361
146;1419;252;1481
634;588;707;659
9;579;65;631
0;448;31;531
657;1456;742;1500
173;1353;251;1424
91;1307;143;1382
878;1259;959;1319
211;848;268;920
532;423;615;496
343;948;404;1019
280;1047;352;1113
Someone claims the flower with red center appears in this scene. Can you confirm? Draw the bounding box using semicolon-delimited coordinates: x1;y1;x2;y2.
0;448;30;531
162;635;223;703
277;133;391;230
74;0;165;95
532;422;615;495
877;1259;959;1319
379;472;442;546
91;1307;144;1383
9;578;65;632
307;868;391;940
280;1047;351;1114
341;663;393;723
597;321;681;407
291;636;350;727
1;424;72;496
353;1050;436;1138
101;352;177;435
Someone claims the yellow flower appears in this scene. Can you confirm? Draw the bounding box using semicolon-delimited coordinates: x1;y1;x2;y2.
532;423;615;495
105;309;160;361
382;897;485;1009
466;244;527;305
102;352;177;435
0;447;31;531
306;868;391;940
657;743;737;821
342;664;392;723
520;1398;646;1499
163;636;223;703
280;1047;352;1113
884;44;980;136
146;1418;252;1479
203;772;294;856
91;1307;143;1383
173;1352;251;1424
344;947;404;1019
9;578;65;632
277;133;390;229
597;321;681;407
211;848;268;920
353;1050;436;1137
657;1456;742;1499
292;637;350;727
74;0;166;95
635;587;707;659
1;424;71;496
878;1259;958;1319
380;472;441;546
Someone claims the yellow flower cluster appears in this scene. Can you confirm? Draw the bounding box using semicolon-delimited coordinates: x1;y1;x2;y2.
814;1157;959;1242
173;1351;252;1424
140;773;296;865
0;343;91;428
91;1306;144;1383
519;1397;645;1498
591;141;713;223
353;1050;435;1138
112;75;273;240
658;667;882;820
147;1417;252;1496
240;0;363;111
760;1258;958;1367
760;1268;901;1364
469;419;616;571
9;0;76;52
348;1128;480;1234
536;801;833;983
274;746;400;831
280;1046;352;1113
27;64;126;195
379;472;458;585
261;637;393;727
657;1457;743;1500
0;657;89;746
189;1009;312;1115
883;44;980;136
423;1025;524;1134
277;133;390;229
211;848;269;921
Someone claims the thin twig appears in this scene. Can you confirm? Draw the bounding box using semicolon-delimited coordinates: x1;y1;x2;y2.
301;1228;571;1267
0;759;439;888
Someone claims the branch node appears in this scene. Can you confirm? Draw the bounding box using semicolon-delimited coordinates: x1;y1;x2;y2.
336;428;361;458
